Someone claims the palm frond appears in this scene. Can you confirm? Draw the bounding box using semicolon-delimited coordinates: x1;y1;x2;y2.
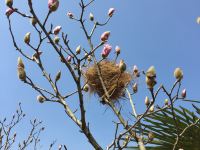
128;106;200;150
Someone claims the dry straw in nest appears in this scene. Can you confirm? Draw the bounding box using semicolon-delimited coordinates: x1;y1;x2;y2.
84;60;132;103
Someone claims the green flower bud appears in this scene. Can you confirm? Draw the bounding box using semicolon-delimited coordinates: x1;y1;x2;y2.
54;36;60;44
55;71;61;82
83;84;89;92
119;60;126;72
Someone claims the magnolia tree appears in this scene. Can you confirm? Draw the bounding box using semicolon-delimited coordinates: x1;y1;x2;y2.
0;103;67;149
5;0;200;150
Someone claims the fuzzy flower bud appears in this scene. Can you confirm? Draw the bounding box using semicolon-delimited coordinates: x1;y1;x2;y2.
101;31;110;42
197;17;200;24
145;96;150;106
108;8;115;17
181;89;186;98
76;45;81;54
55;71;61;82
146;76;156;89
30;17;37;26
24;32;31;44
101;44;112;58
37;95;45;103
132;83;138;93
146;66;156;89
148;132;154;141
119;60;126;72
17;57;26;81
54;36;60;44
48;0;59;12
164;99;169;105
17;67;26;81
87;55;92;62
53;26;62;35
67;12;74;19
149;105;154;112
133;65;140;77
5;8;14;17
17;57;25;69
83;84;89;92
174;68;183;80
89;13;94;21
5;0;13;7
146;66;156;77
115;46;120;55
32;51;42;60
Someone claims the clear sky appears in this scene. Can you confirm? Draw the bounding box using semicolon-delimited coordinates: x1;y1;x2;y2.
1;0;200;149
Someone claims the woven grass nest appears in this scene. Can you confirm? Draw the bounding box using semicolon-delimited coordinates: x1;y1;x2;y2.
84;60;132;103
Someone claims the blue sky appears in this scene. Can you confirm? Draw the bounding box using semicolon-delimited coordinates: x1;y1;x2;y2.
1;0;200;149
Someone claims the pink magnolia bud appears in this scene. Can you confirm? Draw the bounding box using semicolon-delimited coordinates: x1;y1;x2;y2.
53;26;62;35
101;44;112;58
5;8;14;17
67;55;72;62
108;8;115;17
100;31;110;42
48;0;59;12
115;46;120;55
181;89;186;98
67;12;74;19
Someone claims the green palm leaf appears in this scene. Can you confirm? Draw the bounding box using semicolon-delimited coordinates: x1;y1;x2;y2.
128;106;200;150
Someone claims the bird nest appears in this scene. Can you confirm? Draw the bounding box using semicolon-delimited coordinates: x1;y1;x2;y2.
84;60;132;103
